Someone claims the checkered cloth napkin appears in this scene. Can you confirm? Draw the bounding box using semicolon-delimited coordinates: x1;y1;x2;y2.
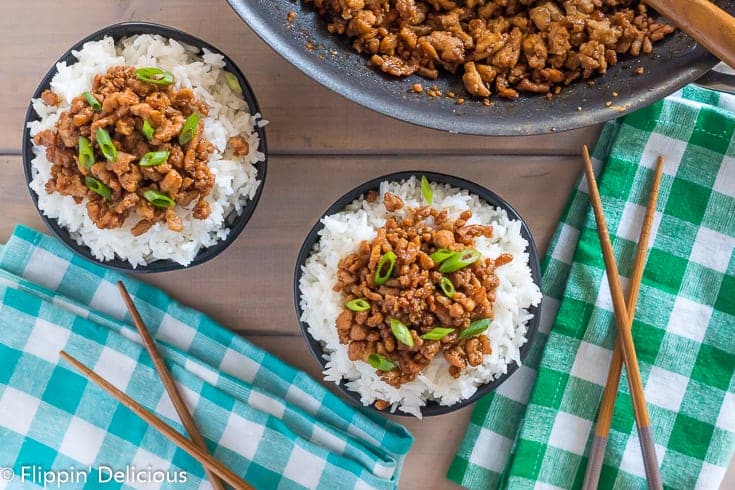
0;225;413;489
448;85;735;489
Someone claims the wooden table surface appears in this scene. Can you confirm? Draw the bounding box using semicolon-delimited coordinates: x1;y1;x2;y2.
1;1;732;488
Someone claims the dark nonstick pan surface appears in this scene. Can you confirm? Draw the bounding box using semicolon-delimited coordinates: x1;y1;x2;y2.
227;0;735;135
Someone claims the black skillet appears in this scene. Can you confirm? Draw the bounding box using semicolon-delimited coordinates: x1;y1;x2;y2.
227;0;735;135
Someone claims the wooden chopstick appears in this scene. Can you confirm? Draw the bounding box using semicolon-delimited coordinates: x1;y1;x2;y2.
116;281;226;490
59;350;252;490
580;146;663;490
582;156;665;490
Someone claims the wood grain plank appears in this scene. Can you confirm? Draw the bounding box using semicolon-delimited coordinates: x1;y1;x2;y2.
0;0;601;155
0;154;582;333
724;458;735;489
242;335;735;490
246;335;468;490
233;333;735;490
3;153;735;488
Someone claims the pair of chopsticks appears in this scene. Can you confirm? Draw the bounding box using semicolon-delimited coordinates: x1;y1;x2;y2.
581;146;665;490
60;281;253;490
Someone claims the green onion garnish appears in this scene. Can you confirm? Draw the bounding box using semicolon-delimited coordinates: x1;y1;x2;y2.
346;299;371;312
78;136;94;169
85;176;111;200
374;251;397;285
420;327;455;341
95;128;117;162
458;318;491;340
135;67;175;86
389;318;414;347
178;113;199;146
142;120;154;141
224;72;242;93
139;151;170;167
430;248;456;264
440;276;455;298
368;353;396;371
421;176;433;205
439;249;481;273
143;190;175;208
82;91;101;111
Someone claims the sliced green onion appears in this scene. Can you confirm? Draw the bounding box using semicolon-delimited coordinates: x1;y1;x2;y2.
78;136;94;169
224;72;242;93
85;176;111;200
420;327;455;341
374;251;396;286
139;150;170;167
142;120;154;141
439;249;482;273
421;176;433;205
430;248;456;264
346;299;371;312
368;353;396;371
82;91;101;111
389;318;414;347
440;276;455;298
143;190;175;208
135;67;175;86
178;113;200;146
458;318;491;340
95;128;117;162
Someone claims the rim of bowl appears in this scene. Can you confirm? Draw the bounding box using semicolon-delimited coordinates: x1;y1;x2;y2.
21;21;268;273
293;170;543;416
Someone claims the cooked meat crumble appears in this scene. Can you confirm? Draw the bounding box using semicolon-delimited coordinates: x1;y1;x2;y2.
334;193;512;389
304;0;674;99
32;65;243;234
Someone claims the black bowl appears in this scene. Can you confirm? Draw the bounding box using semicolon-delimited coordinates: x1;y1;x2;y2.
21;21;267;273
293;171;542;416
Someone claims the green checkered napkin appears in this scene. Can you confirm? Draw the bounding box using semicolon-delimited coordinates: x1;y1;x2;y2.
449;85;735;489
0;225;413;489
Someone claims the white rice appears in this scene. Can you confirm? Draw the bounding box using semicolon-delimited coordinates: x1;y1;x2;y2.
27;35;265;267
299;177;542;417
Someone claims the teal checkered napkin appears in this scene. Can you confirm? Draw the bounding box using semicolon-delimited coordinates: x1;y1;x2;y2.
0;225;413;489
449;85;735;489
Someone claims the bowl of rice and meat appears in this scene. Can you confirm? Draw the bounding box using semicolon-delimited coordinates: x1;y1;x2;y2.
295;172;542;417
22;22;267;271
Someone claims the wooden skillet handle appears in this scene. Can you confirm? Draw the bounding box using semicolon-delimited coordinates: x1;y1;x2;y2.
644;0;735;68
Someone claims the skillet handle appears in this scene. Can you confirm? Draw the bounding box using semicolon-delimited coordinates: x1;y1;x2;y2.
695;65;735;96
645;0;735;68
